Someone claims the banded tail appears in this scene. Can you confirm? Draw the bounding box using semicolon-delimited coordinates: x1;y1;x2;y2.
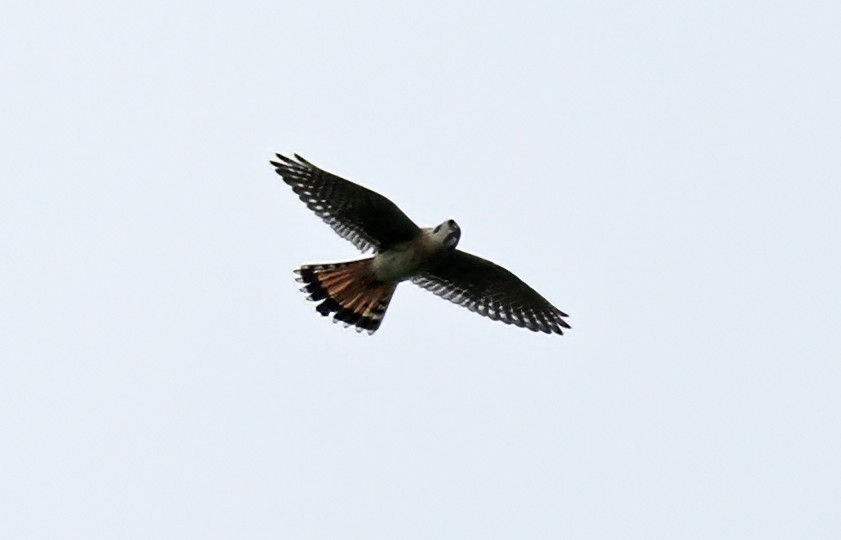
294;259;397;335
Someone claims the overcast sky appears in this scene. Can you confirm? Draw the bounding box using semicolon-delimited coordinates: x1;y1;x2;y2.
2;1;840;538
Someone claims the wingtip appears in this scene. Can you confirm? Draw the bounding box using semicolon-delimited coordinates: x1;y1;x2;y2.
272;153;300;167
272;153;316;172
293;153;312;165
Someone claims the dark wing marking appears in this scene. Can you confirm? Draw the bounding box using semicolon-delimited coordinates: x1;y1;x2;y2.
271;154;421;253
413;250;570;334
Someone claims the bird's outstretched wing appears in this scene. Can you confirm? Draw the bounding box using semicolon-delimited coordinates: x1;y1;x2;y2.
413;250;570;334
271;154;421;253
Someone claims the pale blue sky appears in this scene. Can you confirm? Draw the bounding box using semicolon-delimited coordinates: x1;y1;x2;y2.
2;1;840;538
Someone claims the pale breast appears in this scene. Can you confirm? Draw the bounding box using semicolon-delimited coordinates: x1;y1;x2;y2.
371;244;424;282
371;230;442;282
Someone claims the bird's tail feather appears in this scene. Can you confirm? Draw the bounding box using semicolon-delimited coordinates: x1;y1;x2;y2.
294;259;396;334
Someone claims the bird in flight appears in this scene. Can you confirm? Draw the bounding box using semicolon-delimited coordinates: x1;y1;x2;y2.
271;154;570;335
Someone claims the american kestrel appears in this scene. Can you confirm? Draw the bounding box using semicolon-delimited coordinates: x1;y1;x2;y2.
271;154;570;335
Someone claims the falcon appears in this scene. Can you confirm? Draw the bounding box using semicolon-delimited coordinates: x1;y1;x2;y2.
271;154;570;335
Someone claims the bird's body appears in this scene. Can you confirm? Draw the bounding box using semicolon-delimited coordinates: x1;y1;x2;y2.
370;224;456;281
271;154;570;335
371;232;436;282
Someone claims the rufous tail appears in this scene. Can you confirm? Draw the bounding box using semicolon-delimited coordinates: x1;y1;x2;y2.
294;259;397;334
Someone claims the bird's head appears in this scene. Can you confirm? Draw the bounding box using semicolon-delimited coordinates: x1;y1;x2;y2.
431;219;461;250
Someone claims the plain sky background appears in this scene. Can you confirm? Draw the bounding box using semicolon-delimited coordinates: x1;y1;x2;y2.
2;1;840;538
